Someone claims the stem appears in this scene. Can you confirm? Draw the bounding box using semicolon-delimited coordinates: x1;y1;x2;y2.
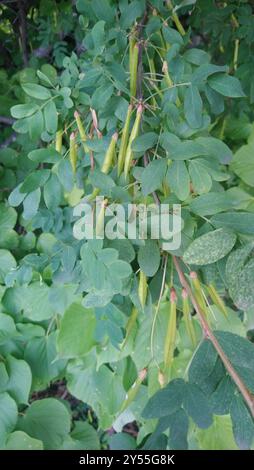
17;0;28;66
172;255;254;419
166;0;186;36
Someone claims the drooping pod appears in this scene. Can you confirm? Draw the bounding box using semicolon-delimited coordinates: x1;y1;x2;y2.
163;288;177;372
124;104;143;180
206;283;228;318
69;132;77;174
122;306;138;348
117;104;133;177
89;132;118;201
138;270;148;310
182;288;197;348
95;198;108;239
129;42;139;99
190;271;207;317
162;61;181;107
166;0;186;36
120;368;147;412
101;132;118;174
74;111;89;153
55;130;62;153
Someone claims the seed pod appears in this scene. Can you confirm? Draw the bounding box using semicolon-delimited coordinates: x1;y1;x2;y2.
124;104;143;179
120;368;147;412
129;42;139;99
190;271;207;317
162;61;181;107
95;198;108;238
182;289;197;348
206;283;228;317
148;57;162;105
90;108;102;139
74;111;89;153
55;130;62;153
138;270;148;309
163;289;177;371
101;132;118;174
117;104;133;177
122;306;138;347
166;0;186;36
69;132;77;174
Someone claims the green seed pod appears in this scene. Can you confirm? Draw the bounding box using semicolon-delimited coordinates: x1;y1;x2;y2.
162;61;181;107
101;132;118;174
55;130;62;153
124;104;143;180
122;306;138;348
206;283;228;317
120;368;147;412
166;0;186;36
190;271;207;317
130;43;139;99
117;104;133;177
163;289;177;372
138;270;147;310
74;111;89;153
95;198;108;239
89;133;118;201
69;132;77;174
182;289;197;348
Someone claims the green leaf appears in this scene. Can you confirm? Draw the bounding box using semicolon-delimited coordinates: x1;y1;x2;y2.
141;159;167;196
24;332;65;384
0;392;18;447
0;250;17;283
142;379;185;419
3;282;55;321
230;396;254;450
44;100;58;134
44;173;62;210
168;141;205;160
183;383;212;429
61;421;100;450
211;212;254;235
22;83;51;100
11;103;38;119
109;432;136;450
197;415;238;450
183;229;237;265
192;64;228;85
28;148;60;164
138;240;161;277
189;160;212;194
3;356;32;405
131;132;158;152
226;244;254;310
167;161;190;201
57;303;96;358
17;398;71;450
20;169;51;193
167;409;189;450
215;331;254;393
184;85;203;128
230;140;254;187
0;313;17;344
190;192;233;216
5;431;43;450
28;109;44;140
208;74;245;98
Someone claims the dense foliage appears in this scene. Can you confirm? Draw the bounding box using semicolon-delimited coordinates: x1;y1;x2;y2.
1;0;254;451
